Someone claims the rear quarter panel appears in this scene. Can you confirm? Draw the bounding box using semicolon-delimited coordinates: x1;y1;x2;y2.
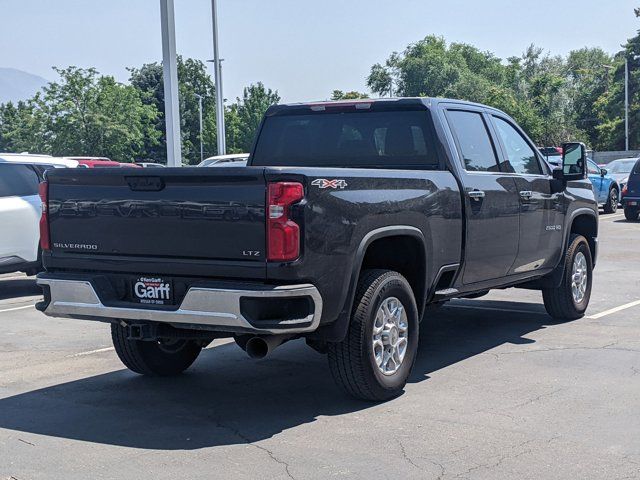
264;167;462;325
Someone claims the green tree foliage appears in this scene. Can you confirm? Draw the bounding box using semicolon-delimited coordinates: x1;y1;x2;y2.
225;83;280;153
593;35;640;150
0;67;159;161
0;98;47;153
331;90;369;100
129;57;216;164
366;36;607;146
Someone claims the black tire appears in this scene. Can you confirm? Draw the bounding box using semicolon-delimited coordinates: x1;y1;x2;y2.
328;269;419;402
542;234;592;320
624;206;639;221
603;188;618;214
111;323;202;376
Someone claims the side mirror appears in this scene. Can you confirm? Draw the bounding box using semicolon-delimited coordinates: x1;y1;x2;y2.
561;142;587;181
600;168;607;177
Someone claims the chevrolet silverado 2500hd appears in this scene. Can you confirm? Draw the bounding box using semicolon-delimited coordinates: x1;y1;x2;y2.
36;98;598;401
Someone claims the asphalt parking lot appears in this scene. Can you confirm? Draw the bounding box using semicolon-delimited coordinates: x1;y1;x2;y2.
1;212;639;480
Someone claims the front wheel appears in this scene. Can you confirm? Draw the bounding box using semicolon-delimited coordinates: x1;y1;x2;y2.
624;206;639;221
328;269;419;402
542;234;592;320
111;324;202;376
603;188;618;214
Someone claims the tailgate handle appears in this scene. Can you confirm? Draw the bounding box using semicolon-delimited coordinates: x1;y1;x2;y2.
126;176;165;191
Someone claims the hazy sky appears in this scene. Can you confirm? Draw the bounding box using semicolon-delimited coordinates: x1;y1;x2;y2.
2;0;639;103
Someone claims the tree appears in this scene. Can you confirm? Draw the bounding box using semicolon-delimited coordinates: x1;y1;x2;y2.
35;67;160;161
593;32;640;150
225;82;280;153
129;57;216;164
366;35;589;146
565;47;613;146
331;90;369;100
0;98;47;153
1;67;160;160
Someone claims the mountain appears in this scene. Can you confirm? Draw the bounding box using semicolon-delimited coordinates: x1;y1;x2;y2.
0;68;48;104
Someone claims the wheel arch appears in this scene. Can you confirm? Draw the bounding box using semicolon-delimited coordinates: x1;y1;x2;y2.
533;209;598;289
568;210;598;264
313;226;429;343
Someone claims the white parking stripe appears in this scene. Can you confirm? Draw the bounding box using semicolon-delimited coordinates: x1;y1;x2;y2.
586;300;640;319
0;304;35;314
600;213;625;221
68;347;115;358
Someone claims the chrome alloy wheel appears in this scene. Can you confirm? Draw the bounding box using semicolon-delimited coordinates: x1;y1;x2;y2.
571;252;588;304
372;297;409;376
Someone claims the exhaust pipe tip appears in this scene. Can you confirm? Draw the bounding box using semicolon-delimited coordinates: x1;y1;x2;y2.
245;337;270;359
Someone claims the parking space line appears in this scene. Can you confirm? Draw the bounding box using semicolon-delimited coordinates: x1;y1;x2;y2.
0;304;35;314
586;299;640;319
600;213;625;221
68;347;115;358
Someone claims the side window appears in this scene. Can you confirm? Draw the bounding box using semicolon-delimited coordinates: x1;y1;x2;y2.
587;161;600;175
493;117;542;175
446;110;500;172
0;164;40;198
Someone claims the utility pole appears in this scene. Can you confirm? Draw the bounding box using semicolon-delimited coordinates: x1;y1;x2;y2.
626;57;630;151
195;93;204;162
211;0;226;155
159;0;182;166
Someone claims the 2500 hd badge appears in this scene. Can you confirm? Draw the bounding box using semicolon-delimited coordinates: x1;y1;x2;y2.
133;277;172;305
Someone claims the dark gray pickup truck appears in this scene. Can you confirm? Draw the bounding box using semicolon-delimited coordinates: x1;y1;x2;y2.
36;98;598;401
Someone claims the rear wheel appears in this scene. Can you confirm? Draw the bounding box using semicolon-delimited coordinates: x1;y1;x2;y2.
111;324;202;375
328;269;419;402
542;234;592;320
624;206;639;221
603;188;618;214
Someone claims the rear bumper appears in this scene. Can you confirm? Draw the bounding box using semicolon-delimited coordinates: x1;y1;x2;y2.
36;275;323;335
622;197;640;207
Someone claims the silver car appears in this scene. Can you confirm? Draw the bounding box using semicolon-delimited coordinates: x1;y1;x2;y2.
606;157;639;199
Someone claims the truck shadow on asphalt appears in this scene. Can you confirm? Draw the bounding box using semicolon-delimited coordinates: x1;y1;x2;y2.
0;300;572;450
0;278;40;301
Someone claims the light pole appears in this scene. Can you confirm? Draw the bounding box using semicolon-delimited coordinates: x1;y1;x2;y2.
159;0;182;166
626;57;630;151
210;0;226;155
623;55;640;151
194;93;204;162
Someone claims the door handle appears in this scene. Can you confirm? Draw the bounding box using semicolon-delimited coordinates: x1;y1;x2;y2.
467;190;485;201
519;190;533;200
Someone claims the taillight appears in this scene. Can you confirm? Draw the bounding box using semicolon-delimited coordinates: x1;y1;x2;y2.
38;181;50;251
267;182;304;261
622;184;628;196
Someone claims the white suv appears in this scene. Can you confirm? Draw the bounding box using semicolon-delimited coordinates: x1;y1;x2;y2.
0;154;77;275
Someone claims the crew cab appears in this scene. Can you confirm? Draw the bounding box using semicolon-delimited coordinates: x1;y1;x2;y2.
36;98;598;401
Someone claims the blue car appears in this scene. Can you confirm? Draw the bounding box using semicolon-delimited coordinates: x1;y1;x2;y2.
587;159;619;214
544;156;619;213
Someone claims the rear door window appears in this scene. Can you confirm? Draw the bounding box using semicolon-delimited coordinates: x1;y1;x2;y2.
492;117;542;175
445;110;500;172
0;163;40;198
252;110;439;169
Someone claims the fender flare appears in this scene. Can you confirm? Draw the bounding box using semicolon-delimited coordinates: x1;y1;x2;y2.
312;225;428;343
540;208;598;288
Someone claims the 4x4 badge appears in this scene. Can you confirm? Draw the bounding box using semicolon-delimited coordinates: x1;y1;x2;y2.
311;179;348;189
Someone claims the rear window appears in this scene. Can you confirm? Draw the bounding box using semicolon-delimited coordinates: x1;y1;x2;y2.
0;163;40;198
251;110;439;169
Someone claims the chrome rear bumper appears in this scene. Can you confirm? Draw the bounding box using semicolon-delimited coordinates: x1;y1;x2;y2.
37;277;323;335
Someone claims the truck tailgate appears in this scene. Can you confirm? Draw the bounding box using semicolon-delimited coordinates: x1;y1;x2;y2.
46;168;266;264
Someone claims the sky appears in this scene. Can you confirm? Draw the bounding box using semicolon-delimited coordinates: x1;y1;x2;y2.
1;0;639;103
